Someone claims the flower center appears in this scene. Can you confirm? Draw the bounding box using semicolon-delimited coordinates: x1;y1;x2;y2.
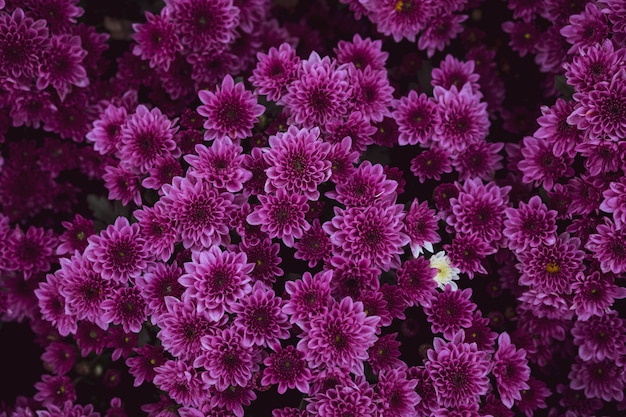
545;262;560;274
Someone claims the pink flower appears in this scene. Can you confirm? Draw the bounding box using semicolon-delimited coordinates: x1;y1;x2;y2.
393;90;437;146
492;332;531;408
250;42;300;102
261;345;312;394
0;8;49;79
36;34;88;100
132;10;181;71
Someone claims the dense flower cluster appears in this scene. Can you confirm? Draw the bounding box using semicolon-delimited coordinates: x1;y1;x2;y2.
0;1;625;417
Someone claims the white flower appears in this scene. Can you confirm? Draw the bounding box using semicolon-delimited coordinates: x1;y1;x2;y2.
429;251;460;290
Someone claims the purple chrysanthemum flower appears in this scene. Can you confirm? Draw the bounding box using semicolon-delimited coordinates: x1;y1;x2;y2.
432;55;481;94
153;359;208;408
84;216;150;284
283;270;332;325
564;39;624;95
126;344;167;387
179;246;253;322
501;20;539;57
263;126;332;201
58;253;116;330
348;65;394;123
298;297;379;375
517;232;584;294
518;135;573;191
571;269;626;321
453;141;504;181
157;296;221;361
262;345;312;394
142;155;183;191
586;218;626;274
165;0;239;53
41;342;77;376
325;255;380;299
560;3;609;54
34;374;76;407
492;332;531;408
247;188;310;248
569;358;624;402
367;333;404;374
446;178;510;245
360;0;432;43
568;70;626;142
133;203;177;262
600;176;626;229
106;326;138;361
101;286;148;334
161;175;237;250
334;34;388;71
326;136;360;184
396;257;437;307
132;10;180;72
0;8;49;79
444;233;494;279
432;83;490;153
408;366;439;417
86;104;127;156
231;281;290;349
503;195;558;253
3;225;57;280
36;34;88;101
135;261;184;323
517;289;573;320
35;272;78;337
196;328;261;392
185;136;251;193
418;12;467;58
425;331;491;408
197;74;265;142
250;42;300;103
324;110;377;153
324;201;409;272
283;52;352;129
425;286;476;339
571;311;626;362
533;98;581;158
118;104;180;174
410;146;453;183
464;311;498;353
57;214;94;255
294;218;333;268
23;0;84;34
393;90;437;146
308;379;377;417
102;164;143;206
326;160;397;208
404;199;441;257
239;238;283;285
207;383;256;417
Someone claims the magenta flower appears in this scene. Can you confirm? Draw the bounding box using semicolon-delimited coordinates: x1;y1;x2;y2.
208;383;256;417
3;225;57;280
533;98;581;158
247;188;310;248
239;238;283;285
34;374;76;407
180;246;253;321
324;110;377;153
250;42;300;102
432;82;490;153
395;257;437;307
102;164;143;206
263;126;332;200
308;379;377;417
126;344;167;387
153;359;208;408
35;272;77;337
185;136;251;193
501;20;539;57
446;178;510;245
425;286;476;339
132;10;180;71
262;345;311;394
444;233;493;279
334;34;388;71
41;342;77;376
367;333;404;374
165;0;239;53
294;218;333;268
86;104;127;156
160;175;237;250
323;201;409;272
452;140;503;181
284;52;352;129
560;2;609;54
569;358;624;402
425;331;491;408
492;332;531;408
57;214;95;255
408;366;439;416
24;0;84;34
101;286;148;334
432;54;481;94
133;203;177;262
84;216;150;284
298;297;379;375
464;311;498;353
118;104;180;174
326;160;398;208
393;90;437;146
418;12;467;57
571;311;626;362
196;326;261;391
503;195;558;252
0;8;49;79
197;74;265;141
348;65;394;123
586;218;626;274
600;176;626;229
36;34;88;101
326;255;380;299
283;270;332;325
564;39;623;95
404;199;441;257
135;261;184;323
572;267;624;319
360;0;432;43
410;146;453;184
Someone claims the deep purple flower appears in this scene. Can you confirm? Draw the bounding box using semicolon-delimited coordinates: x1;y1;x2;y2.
464;311;498;353
195;327;260;391
334;34;388;71
132;10;180;72
393;90;437;146
453;140;503;181
600;176;626;229
325;255;380;299
41;342;77;376
323;201;409;272
165;0;239;53
503;195;558;253
444;233;494;279
86;104;127;156
36;34;88;101
106;325;138;361
404;199;441;257
247;188;310;248
161;175;237;250
179;246;253;321
501;20;539;57
133;203;177;262
102;163;142;206
261;345;312;394
239;238;283;285
283;270;332;325
564;39;624;95
360;0;432;43
84;216;150;284
197;74;265;141
283;52;352;129
23;0;84;34
308;379;377;417
418;12;467;57
298;297;379;375
34;374;76;407
571;311;626;362
410;147;453;183
135;261;184;323
367;333;404;374
324;110;377;153
250;42;300;102
432;83;490;153
432;54;481;94
586;218;626;274
294;218;333;268
560;2;609;54
101;286;148;333
4;225;57;279
74;320;108;356
0;8;49;79
492;332;531;408
408;366;439;417
569;358;624;402
425;286;476;339
263;125;332;200
425;331;491;408
118;104;180;174
395;257;437;307
533;98;581;158
153;359;208;407
126;344;167;387
348;65;394;123
57;214;95;255
326;160;398;208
